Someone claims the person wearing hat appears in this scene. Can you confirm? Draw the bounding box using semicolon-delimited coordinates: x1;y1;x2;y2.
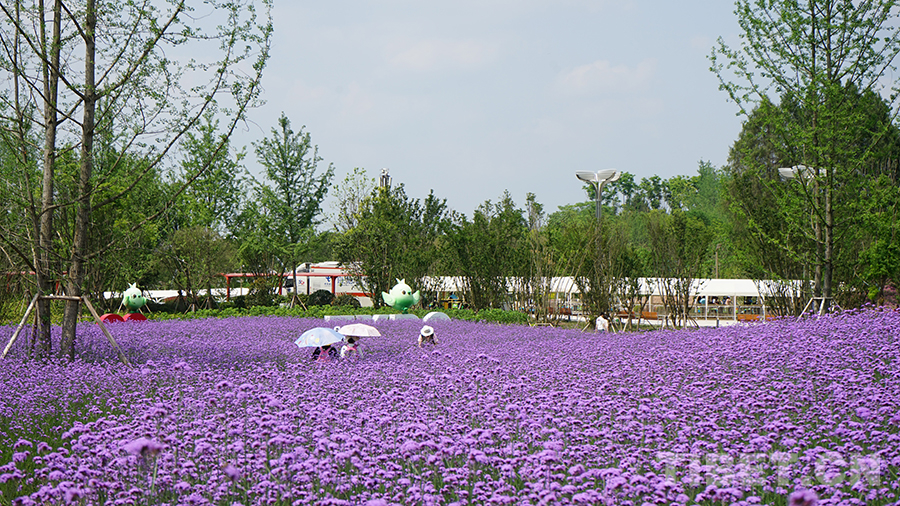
418;325;437;347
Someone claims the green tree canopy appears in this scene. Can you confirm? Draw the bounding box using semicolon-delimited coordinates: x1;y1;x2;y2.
337;184;450;309
175;112;247;234
712;0;900;308
249;114;333;301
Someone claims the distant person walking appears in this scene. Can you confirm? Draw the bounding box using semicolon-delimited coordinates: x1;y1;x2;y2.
596;313;609;332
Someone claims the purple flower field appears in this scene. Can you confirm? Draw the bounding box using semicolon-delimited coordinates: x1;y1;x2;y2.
1;309;899;505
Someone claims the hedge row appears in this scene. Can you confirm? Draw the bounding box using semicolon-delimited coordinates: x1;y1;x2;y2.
145;305;531;325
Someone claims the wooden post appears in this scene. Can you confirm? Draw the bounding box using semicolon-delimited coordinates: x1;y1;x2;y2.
1;294;130;366
81;296;130;366
1;293;39;359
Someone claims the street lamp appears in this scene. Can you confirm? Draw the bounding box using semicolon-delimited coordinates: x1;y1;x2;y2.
575;169;622;327
778;164;831;315
778;165;824;181
576;169;622;221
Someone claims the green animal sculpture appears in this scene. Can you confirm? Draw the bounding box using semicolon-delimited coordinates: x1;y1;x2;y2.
122;283;148;312
382;279;420;313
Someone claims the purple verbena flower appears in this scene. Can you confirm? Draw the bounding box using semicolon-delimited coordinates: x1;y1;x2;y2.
788;489;818;506
122;437;164;457
223;464;241;482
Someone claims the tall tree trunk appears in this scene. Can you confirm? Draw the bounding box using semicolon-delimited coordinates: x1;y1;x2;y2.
813;181;823;298
61;0;97;359
35;0;63;358
11;0;37;353
823;172;834;305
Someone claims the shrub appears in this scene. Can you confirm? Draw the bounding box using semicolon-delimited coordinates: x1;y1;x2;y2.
308;289;335;306
141;302;533;326
226;296;246;309
243;277;277;307
332;294;361;308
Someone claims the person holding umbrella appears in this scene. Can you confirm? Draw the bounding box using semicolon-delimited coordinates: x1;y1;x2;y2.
335;323;380;359
340;337;363;359
295;327;344;362
311;344;338;361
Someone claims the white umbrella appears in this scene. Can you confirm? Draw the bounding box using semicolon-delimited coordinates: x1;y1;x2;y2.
336;323;381;337
294;327;345;348
423;311;451;323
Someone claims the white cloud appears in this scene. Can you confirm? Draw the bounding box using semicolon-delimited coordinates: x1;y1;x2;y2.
690;35;712;51
336;83;376;117
389;38;500;72
285;81;333;104
556;59;656;95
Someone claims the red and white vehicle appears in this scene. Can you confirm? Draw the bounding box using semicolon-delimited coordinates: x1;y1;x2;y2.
281;262;373;307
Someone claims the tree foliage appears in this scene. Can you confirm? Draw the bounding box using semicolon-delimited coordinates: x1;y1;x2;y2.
443;193;527;311
0;0;272;358
712;0;900;307
174;112;247;234
253;113;333;243
336;185;450;309
330;167;376;233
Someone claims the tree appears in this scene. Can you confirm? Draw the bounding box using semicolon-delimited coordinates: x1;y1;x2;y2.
443;193;527;311
647;210;714;327
155;226;237;309
330;167;376;233
174;112;247;234
0;0;271;358
665;162;723;215
231;200;282;303
77;152;170;310
639;176;666;211
725;88;900;308
664;161;734;280
601;173;667;213
251;114;333;301
712;0;900;310
603;172;639;213
0;0;65;356
858;179;900;303
162;112;247;308
725;99;817;312
550;199;656;328
337;184;450;309
611;241;652;330
522;193;557;322
576;222;622;323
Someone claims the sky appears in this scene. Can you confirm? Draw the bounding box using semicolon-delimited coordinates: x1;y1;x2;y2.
232;0;747;220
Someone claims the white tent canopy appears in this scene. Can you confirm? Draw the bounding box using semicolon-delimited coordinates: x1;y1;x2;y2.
637;278;801;299
426;276;800;298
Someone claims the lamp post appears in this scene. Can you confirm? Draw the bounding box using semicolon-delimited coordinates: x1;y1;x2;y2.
575;169;622;221
575;169;622;327
778;164;831;315
777;164;824;181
